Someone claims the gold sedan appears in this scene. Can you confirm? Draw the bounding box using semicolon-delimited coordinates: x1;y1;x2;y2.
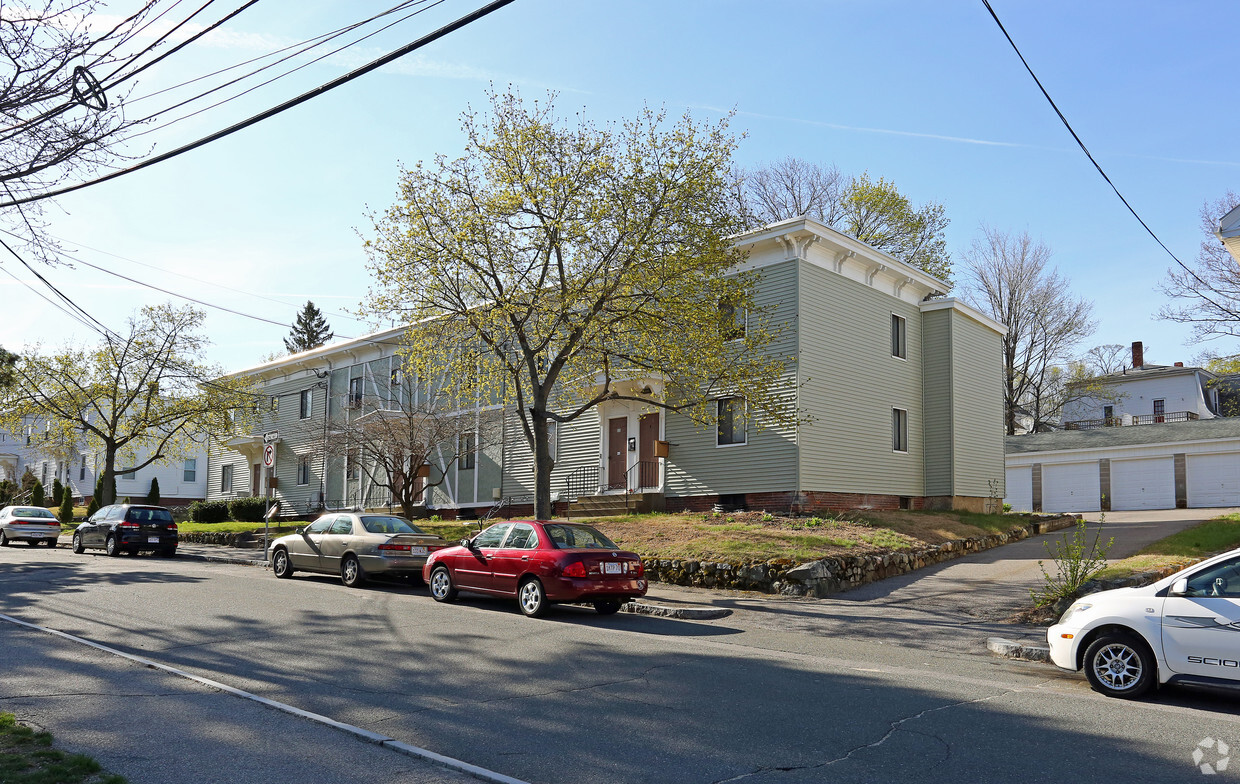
268;512;449;588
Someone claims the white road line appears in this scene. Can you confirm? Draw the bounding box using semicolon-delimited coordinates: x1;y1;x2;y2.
0;612;531;784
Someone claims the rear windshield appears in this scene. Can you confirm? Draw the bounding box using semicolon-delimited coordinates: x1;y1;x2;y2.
13;507;56;519
360;516;421;535
126;508;173;524
543;524;619;550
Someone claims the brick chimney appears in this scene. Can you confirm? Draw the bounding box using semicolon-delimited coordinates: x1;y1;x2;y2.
1132;341;1144;369
1174;361;1184;367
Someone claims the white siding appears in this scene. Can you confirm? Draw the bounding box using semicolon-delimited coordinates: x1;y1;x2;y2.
1110;457;1175;511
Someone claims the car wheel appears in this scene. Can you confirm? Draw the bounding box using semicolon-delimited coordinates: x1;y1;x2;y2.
0;530;9;546
46;538;56;549
340;554;365;588
271;548;294;579
518;578;548;618
1084;632;1156;699
105;535;121;557
429;566;457;602
72;532;85;554
594;600;623;616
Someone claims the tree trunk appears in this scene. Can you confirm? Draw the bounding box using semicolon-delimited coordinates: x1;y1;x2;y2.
531;408;554;520
100;449;117;506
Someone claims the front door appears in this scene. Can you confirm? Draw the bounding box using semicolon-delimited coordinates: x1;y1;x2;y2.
607;417;628;490
638;413;659;489
251;464;261;496
455;523;511;592
1162;554;1240;677
489;523;538;595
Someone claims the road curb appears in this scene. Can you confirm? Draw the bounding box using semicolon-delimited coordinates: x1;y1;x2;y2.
179;552;267;567
986;636;1051;663
622;601;732;620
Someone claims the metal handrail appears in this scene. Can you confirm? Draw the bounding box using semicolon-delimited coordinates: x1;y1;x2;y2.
563;465;600;502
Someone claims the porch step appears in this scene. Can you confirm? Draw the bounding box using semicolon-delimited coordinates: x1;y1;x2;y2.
567;492;664;517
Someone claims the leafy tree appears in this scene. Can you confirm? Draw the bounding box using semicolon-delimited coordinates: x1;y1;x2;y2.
738;159;951;282
1162;191;1240;341
0;305;254;507
20;469;36;496
365;91;794;519
283;301;335;354
51;477;63;506
0;480;15;507
57;488;73;524
146;477;160;506
960;226;1096;434
0;1;160;262
31;480;44;507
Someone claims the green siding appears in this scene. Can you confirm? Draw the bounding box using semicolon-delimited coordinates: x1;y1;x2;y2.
797;261;924;496
922;308;953;496
949;310;1005;498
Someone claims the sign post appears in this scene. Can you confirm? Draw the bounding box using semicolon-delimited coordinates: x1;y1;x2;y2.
262;443;276;555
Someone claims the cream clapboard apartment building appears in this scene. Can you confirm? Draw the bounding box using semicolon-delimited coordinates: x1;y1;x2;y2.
206;218;1006;518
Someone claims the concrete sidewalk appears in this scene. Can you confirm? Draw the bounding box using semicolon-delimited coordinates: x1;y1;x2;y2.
0;621;496;784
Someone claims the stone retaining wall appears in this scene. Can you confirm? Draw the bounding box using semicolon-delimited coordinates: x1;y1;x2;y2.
642;514;1078;598
179;531;259;548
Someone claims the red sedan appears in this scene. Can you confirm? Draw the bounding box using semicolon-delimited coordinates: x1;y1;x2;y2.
423;520;647;617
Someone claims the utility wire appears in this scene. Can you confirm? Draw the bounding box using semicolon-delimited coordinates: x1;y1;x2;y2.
0;237;116;338
0;0;518;210
0;264;105;335
103;0;262;88
980;0;1229;309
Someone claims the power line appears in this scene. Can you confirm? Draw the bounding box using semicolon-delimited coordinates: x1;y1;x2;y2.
102;0;263;88
0;237;116;338
980;0;1227;306
0;0;519;210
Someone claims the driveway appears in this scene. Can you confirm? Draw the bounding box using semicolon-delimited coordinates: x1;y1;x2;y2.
638;508;1239;653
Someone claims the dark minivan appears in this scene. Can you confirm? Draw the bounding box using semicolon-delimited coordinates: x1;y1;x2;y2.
72;504;178;557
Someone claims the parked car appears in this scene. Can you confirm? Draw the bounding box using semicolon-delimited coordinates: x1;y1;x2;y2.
268;512;450;588
72;504;178;557
423;520;647;617
1048;546;1240;698
0;505;62;547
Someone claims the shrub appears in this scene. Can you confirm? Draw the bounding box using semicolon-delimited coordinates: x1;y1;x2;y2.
146;477;161;506
52;478;63;506
188;499;230;524
121;496;130;504
31;480;44;507
228;496;272;522
1031;516;1114;607
58;491;74;523
85;496;99;517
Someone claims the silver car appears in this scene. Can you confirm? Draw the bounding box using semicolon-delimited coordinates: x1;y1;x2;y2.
268;512;450;588
0;505;63;547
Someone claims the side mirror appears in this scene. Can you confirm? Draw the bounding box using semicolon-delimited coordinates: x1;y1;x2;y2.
1169;578;1188;597
460;537;474;549
297;527;306;535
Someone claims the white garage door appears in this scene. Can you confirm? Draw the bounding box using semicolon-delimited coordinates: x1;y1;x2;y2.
1187;453;1240;508
1042;462;1100;513
1005;466;1033;512
1110;457;1175;511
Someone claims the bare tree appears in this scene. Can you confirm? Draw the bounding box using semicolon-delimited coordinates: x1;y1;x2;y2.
318;386;497;519
1161;191;1240;341
740;157;843;227
960;226;1096;435
1;1;157;260
1083;344;1131;375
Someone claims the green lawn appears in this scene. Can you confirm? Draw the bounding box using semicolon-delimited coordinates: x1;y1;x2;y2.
1095;514;1240;581
0;713;126;784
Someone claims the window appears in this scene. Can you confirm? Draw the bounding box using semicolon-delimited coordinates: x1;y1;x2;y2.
461;432;476;470
221;464;234;493
120;467;135;480
547;421;558;462
348;377;363;408
40;462;47;485
305;517;333;535
892;408;908;453
719;300;746;341
183;458;197;482
297;455;310;486
717;397;747;446
346;452;360;480
502;523;539;549
329;517;353;535
79;455;86;481
891;314;906;359
1181;555;1240;598
299;389;312;419
1103;405;1114;424
1154;398;1166;423
473;523;512;548
270;395;279;412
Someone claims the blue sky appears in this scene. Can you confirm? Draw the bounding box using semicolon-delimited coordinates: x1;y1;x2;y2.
7;0;1237;371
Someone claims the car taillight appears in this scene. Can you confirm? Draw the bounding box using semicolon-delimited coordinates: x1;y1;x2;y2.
379;543;412;552
168;523;177;531
631;560;644;577
562;561;586;579
119;522;139;530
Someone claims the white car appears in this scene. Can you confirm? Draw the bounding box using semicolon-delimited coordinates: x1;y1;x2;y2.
0;505;62;547
1049;547;1240;699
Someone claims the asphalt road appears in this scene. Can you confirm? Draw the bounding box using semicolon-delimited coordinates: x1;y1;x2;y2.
3;541;1240;784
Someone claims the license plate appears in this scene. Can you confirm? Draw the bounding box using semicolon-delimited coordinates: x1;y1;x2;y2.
603;562;622;575
148;536;160;543
410;546;428;556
